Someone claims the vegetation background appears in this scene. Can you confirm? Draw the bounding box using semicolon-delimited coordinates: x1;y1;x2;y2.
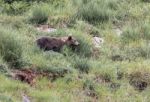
0;0;150;102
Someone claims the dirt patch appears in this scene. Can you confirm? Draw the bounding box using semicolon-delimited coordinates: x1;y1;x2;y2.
94;75;121;91
11;68;69;86
129;80;147;91
129;72;150;91
92;47;101;59
11;69;36;86
84;89;98;100
83;80;99;100
111;55;123;61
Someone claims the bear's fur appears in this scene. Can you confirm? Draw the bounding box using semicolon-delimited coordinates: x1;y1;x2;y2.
36;36;79;52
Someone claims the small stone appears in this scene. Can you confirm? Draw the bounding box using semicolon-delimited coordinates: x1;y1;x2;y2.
93;37;104;48
22;94;30;102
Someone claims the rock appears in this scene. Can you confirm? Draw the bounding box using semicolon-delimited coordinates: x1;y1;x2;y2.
114;28;123;36
36;24;57;33
93;37;104;48
22;94;30;102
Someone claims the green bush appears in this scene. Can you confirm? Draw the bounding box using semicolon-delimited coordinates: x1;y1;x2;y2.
140;23;150;40
121;23;150;44
0;95;13;102
0;15;25;29
0;1;30;15
121;27;140;44
73;32;93;57
83;80;95;91
76;0;118;24
74;21;100;36
25;48;71;72
3;0;68;4
48;0;69;7
0;26;23;67
73;57;90;73
141;0;150;2
28;4;50;24
0;57;9;73
123;44;150;60
106;0;118;10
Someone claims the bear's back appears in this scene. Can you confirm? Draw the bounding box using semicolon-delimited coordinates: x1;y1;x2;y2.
36;36;65;51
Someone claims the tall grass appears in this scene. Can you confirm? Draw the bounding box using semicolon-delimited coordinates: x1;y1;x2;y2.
0;26;23;67
25;48;72;72
0;1;30;15
141;0;150;2
121;27;140;44
73;57;90;73
76;0;118;24
1;0;150;101
74;21;100;36
121;23;150;44
0;15;25;29
73;32;93;57
28;3;50;24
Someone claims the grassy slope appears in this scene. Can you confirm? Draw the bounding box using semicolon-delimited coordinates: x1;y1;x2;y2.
1;0;150;102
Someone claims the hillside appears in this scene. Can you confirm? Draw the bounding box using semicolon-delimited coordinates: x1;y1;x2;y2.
0;0;150;102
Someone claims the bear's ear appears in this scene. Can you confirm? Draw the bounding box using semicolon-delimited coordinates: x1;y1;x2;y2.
68;36;72;40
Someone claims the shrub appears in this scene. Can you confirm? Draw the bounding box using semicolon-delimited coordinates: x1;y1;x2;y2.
61;45;74;57
121;27;140;44
74;21;100;36
48;15;71;27
48;0;69;7
0;95;13;102
78;1;110;23
123;44;150;60
47;0;77;27
0;15;25;29
0;1;30;15
141;0;150;3
73;57;90;73
76;0;118;24
83;80;95;91
106;0;118;10
0;26;23;67
0;57;8;73
0;56;8;73
121;23;150;44
26;48;71;72
140;23;150;40
8;1;29;15
28;3;49;24
73;32;93;57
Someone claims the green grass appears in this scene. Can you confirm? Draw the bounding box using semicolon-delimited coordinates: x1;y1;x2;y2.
1;0;150;102
76;0;118;24
28;3;50;24
0;26;23;67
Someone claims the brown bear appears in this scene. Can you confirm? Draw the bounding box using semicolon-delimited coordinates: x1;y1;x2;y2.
36;36;79;52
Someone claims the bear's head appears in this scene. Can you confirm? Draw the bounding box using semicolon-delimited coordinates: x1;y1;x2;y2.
65;36;79;47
